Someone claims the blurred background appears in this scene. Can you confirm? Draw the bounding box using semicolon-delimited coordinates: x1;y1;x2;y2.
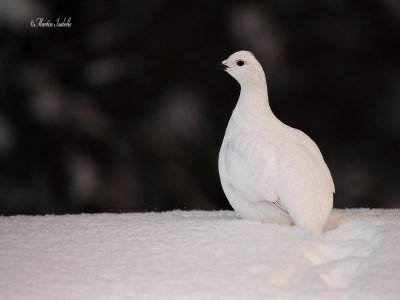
0;0;399;215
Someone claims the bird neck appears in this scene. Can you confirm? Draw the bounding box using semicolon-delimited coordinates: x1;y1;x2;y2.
233;82;276;123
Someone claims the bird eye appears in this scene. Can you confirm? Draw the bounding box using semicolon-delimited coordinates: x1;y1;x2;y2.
236;60;244;66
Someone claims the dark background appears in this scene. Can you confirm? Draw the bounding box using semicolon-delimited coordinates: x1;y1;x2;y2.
1;0;399;215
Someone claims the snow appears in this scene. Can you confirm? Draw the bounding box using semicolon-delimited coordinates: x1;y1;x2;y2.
1;209;400;300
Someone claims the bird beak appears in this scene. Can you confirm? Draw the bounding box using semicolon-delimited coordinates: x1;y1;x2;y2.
216;62;228;71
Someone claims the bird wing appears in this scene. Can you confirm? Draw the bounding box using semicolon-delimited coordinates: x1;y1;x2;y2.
258;198;289;216
276;140;333;232
292;129;335;193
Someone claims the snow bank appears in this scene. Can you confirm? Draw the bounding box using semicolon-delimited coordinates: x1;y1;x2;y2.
1;209;399;300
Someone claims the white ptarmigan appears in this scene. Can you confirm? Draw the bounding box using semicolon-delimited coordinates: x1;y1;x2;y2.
217;50;334;234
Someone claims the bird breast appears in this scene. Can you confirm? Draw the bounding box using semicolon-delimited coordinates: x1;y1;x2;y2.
219;124;280;203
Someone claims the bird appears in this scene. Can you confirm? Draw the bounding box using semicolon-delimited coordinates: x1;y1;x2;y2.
217;50;334;234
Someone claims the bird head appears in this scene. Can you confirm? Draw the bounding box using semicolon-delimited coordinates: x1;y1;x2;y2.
217;51;266;86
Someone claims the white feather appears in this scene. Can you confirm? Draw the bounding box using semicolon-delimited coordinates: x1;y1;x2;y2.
218;50;334;233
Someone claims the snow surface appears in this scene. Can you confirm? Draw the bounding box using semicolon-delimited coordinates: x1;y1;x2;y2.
1;209;400;300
